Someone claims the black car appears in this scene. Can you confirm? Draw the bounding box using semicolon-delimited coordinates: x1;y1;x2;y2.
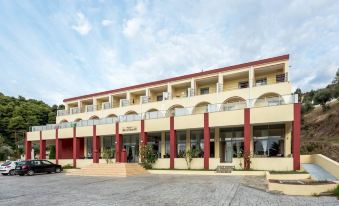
15;160;62;176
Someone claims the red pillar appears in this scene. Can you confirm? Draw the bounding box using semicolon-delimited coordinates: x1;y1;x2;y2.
39;131;46;159
55;128;60;164
170;116;176;169
115;122;122;163
244;108;251;170
72;127;77;168
25;132;31;160
141;120;147;146
293;103;301;170
204;113;210;170
92;125;100;163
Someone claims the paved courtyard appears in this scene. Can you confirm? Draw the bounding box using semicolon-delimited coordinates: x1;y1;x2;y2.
0;173;337;206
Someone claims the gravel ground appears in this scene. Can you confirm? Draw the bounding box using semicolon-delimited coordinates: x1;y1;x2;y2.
0;173;337;206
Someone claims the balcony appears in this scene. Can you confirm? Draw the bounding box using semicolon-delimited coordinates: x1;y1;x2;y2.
35;94;297;132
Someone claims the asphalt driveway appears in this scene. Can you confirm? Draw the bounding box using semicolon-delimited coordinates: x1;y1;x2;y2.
0;173;337;206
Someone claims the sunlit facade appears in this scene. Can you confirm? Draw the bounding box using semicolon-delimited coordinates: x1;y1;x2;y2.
26;54;301;171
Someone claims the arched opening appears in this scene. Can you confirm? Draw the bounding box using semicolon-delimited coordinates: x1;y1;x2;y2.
89;115;99;120
222;96;246;111
74;118;82;122
125;110;138;115
192;102;210;114
107;114;117;118
59;119;68;123
254;93;284;107
166;104;184;117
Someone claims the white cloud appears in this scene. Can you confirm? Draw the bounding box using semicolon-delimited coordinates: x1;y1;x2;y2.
122;18;142;38
72;12;92;35
102;19;112;26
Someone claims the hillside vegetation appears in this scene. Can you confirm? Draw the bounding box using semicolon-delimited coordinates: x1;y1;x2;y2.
0;93;63;160
298;69;339;162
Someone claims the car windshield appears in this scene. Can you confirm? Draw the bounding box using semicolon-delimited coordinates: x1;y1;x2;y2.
1;161;12;166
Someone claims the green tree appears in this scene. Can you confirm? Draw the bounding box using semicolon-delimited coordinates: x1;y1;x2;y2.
139;145;158;169
313;89;332;111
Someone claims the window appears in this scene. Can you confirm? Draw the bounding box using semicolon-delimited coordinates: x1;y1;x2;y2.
103;136;115;158
86;137;93;158
176;131;186;157
33;161;41;165
210;129;215;158
147;133;161;158
219;127;244;162
156;95;163;101
42;160;52;165
276;73;287;83
190;130;204;157
256;78;267;86
200;87;209;95
165;132;170;158
238;81;249;89
253;125;285;157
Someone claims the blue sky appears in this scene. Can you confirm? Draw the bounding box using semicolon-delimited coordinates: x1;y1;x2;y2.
0;0;338;105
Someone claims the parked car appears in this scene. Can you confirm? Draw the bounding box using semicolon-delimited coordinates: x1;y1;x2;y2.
0;160;18;176
15;160;62;176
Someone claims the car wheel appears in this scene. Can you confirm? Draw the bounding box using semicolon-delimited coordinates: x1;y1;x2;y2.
55;167;61;173
9;170;16;176
27;170;35;176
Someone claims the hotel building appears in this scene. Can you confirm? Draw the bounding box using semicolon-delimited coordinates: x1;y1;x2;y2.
25;54;301;171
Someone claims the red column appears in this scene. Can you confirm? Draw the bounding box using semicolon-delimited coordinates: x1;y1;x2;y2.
115;122;122;163
293;103;301;170
25;132;31;160
72;127;77;168
204;113;210;170
39;131;46;159
55;128;60;164
141;120;147;146
170;116;176;169
244;108;251;170
92;125;99;163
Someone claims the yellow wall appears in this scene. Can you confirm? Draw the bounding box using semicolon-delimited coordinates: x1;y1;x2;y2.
119;121;140;134
59;128;73;139
27;131;40;141
250;104;293;124
209;110;244;127
174;114;204;130
145;118;169;132
42;130;56;140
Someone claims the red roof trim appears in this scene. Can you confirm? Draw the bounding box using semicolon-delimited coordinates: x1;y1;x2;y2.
63;54;289;102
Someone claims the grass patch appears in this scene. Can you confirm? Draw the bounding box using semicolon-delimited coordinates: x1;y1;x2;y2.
333;185;339;198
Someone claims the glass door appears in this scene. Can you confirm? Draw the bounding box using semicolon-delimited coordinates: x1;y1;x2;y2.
123;135;139;163
225;140;233;163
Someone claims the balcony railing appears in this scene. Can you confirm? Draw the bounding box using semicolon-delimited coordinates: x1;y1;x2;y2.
33;94;297;132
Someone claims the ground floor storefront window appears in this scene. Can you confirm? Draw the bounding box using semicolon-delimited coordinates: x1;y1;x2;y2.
86;137;92;159
147;132;161;158
253;124;285;157
122;134;139;163
164;132;170;158
219;127;244;163
102;135;115;158
190;130;204;157
176;131;186;157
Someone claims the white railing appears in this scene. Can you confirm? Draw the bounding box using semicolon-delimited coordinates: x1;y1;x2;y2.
120;99;130;107
85;105;95;112
57;110;68;116
70;107;80;114
140;96;149;104
31;94;297;131
102;102;111;110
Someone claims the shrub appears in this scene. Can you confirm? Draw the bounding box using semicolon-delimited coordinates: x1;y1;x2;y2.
102;148;114;164
62;164;74;169
313;89;332;111
49;145;56;159
139;145;158;169
333;185;339;198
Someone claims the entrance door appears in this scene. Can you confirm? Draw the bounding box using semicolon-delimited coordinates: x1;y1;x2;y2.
123;135;139;163
225;141;233;163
